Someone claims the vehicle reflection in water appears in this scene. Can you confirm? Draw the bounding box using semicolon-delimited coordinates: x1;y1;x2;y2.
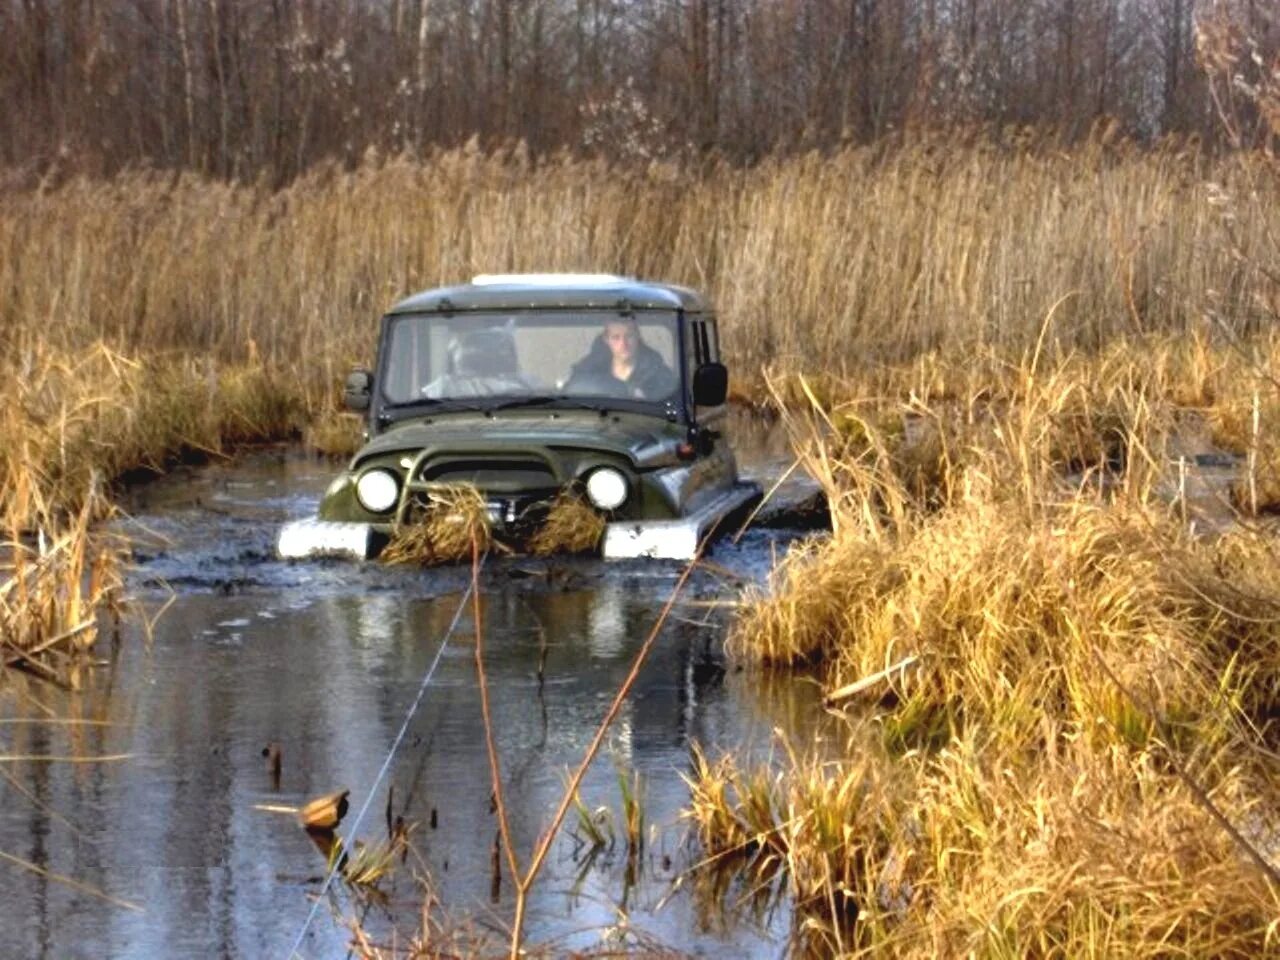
0;444;827;959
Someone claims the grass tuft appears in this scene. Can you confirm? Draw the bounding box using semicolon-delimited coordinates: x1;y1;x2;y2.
381;485;493;565
528;494;606;556
1;485;124;688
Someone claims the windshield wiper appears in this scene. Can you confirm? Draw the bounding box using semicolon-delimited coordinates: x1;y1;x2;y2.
388;397;490;414
487;395;611;413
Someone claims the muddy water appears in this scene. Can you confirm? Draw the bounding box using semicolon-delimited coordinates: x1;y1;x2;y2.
0;421;828;958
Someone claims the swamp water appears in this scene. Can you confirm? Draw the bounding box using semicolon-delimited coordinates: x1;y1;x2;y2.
0;423;828;959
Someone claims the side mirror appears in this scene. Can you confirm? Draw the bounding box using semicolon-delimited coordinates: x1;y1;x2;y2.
344;369;372;412
692;362;728;407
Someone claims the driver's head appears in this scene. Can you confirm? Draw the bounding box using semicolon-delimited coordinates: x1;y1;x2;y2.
603;318;639;364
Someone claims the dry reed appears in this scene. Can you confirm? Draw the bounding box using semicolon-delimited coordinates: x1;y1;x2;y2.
5;140;1275;374
0;343;308;531
381;485;493;565
690;345;1280;956
0;486;123;688
385;490;606;563
689;729;1278;958
302;409;365;459
527;494;606;556
2;140;1277;532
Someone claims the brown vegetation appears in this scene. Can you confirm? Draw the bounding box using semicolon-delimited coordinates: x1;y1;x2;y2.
3;140;1279;533
6;141;1279;378
381;485;494;565
528;493;606;556
689;357;1280;955
1;487;123;689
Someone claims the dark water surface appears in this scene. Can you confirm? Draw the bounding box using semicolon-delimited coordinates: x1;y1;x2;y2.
0;421;828;959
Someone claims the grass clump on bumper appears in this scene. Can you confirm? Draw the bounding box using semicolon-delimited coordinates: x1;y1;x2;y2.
381;485;493;565
527;493;606;557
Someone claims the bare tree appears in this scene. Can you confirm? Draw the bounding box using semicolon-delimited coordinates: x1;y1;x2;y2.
0;0;1248;181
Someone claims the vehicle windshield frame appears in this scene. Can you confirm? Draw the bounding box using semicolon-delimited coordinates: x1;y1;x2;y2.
375;308;688;421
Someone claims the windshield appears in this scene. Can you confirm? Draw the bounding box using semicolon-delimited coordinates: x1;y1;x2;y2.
380;311;681;408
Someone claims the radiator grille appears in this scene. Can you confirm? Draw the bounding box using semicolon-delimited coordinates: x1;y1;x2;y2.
417;456;558;491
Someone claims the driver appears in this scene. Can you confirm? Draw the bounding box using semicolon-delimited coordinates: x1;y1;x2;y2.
565;316;677;400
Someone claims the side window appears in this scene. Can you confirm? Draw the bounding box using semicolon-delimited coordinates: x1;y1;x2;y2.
685;316;724;410
687;317;710;365
683;317;702;407
703;316;720;362
686;316;719;366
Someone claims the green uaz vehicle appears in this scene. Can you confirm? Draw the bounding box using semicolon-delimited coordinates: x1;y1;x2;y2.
278;274;760;561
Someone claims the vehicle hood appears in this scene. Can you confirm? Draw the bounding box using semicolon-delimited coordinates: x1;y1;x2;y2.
353;412;681;469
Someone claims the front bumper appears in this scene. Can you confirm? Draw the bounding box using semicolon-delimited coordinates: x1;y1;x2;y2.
276;481;761;562
277;519;375;560
600;482;760;559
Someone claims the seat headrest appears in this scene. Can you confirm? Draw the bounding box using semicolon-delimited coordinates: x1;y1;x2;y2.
452;328;517;377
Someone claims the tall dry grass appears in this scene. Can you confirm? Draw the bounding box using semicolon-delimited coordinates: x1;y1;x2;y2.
3;140;1277;373
690;727;1277;958
1;485;123;689
0;342;301;680
2;138;1277;531
0;344;306;525
690;350;1280;956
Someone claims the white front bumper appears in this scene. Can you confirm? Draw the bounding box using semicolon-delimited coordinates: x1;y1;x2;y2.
277;518;374;560
602;483;760;560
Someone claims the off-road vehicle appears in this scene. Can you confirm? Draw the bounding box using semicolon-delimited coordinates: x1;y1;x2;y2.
277;273;759;560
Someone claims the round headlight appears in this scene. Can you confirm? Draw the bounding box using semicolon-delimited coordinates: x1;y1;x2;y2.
585;467;628;511
355;469;400;513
